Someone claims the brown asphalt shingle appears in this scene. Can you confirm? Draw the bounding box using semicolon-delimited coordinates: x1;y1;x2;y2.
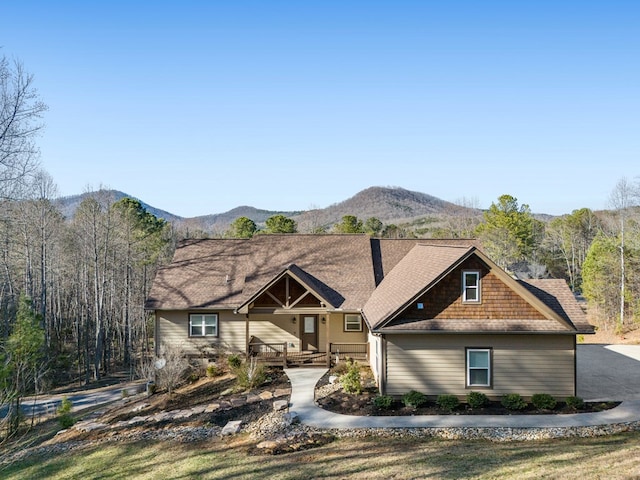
145;235;375;311
146;235;592;335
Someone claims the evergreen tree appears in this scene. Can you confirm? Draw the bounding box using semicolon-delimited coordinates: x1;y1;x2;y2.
1;294;45;434
228;217;257;238
334;215;364;234
264;214;297;234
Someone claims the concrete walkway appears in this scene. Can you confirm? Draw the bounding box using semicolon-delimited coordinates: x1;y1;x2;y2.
285;368;640;429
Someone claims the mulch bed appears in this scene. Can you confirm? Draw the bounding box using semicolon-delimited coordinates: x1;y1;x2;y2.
317;386;619;416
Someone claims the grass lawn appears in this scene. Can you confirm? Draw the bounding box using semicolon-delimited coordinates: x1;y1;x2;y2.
2;432;640;480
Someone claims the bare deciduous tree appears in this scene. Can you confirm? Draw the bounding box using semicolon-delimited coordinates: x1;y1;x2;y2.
155;342;189;394
607;177;640;327
0;55;48;200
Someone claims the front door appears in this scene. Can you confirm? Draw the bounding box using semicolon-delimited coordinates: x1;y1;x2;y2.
301;315;318;351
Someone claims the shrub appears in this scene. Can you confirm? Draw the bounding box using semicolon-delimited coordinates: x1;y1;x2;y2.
531;393;557;410
235;358;267;390
332;361;350;376
227;354;242;370
340;360;363;394
436;394;460;412
501;393;528;411
373;394;393;409
565;396;585;410
156;343;189;395
206;363;219;377
57;396;74;429
466;391;489;409
402;390;427;408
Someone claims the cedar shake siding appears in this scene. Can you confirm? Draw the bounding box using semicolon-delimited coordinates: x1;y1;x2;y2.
383;334;575;399
401;263;548;322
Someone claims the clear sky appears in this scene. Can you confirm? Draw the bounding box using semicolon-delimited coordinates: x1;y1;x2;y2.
2;1;638;217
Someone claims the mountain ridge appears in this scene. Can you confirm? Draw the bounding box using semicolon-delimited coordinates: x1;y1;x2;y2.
56;186;480;233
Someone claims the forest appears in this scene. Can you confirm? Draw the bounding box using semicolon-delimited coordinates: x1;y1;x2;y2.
1;53;639;435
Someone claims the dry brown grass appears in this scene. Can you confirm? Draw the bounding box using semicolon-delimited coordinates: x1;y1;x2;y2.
2;433;640;479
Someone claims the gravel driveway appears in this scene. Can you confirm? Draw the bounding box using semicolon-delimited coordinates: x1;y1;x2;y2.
577;344;640;401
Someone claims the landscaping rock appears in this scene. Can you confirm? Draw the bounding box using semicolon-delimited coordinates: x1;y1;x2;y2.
221;420;242;436
273;400;289;411
131;403;149;413
258;391;273;400
274;388;291;398
284;411;299;425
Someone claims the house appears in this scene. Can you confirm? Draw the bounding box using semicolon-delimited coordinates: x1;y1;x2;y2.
145;234;593;399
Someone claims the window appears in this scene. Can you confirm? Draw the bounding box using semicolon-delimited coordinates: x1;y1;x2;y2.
189;313;218;337
466;348;491;387
462;271;481;303
344;314;363;332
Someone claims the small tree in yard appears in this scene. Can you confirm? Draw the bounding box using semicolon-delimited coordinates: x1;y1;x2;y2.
235;357;267;390
155;343;189;395
0;294;45;436
57;396;74;429
340;360;363;394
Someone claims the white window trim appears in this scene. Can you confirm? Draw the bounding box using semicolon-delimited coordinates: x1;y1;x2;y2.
466;348;491;387
462;270;481;303
344;314;363;332
189;313;218;337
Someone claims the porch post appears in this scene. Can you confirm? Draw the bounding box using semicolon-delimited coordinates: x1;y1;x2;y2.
326;313;331;368
283;342;287;368
245;314;250;359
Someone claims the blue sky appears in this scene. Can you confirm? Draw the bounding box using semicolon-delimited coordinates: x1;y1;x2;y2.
2;1;638;217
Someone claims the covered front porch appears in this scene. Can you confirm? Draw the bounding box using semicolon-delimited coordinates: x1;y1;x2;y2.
238;266;369;368
248;334;369;367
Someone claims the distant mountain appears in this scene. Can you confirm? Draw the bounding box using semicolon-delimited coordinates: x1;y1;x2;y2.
55;186;481;234
55;190;183;223
183;206;301;234
291;186;466;230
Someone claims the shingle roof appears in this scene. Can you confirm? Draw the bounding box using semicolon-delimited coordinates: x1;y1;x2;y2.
520;279;593;333
145;235;375;311
145;238;252;309
146;235;592;335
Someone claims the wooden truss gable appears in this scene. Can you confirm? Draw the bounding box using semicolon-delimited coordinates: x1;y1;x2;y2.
253;274;322;309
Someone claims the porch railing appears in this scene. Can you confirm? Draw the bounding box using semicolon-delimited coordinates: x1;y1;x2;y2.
248;338;369;368
327;342;369;367
248;337;287;368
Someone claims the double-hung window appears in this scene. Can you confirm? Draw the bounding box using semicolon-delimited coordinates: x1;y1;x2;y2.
344;314;363;332
466;348;491;387
462;271;481;303
189;313;218;337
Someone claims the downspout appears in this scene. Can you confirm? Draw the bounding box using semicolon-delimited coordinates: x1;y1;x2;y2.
380;335;387;395
573;335;577;397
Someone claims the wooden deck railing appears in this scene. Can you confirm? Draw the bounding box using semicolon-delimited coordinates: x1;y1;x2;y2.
248;337;287;367
248;338;369;368
327;342;369;367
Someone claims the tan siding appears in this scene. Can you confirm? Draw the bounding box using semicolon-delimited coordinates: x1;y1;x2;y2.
327;313;368;344
368;331;381;382
249;314;300;351
384;334;575;399
156;310;246;355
